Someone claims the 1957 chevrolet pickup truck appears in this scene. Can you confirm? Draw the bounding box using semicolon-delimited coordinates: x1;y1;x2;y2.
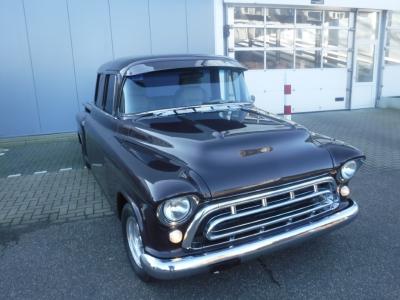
76;54;364;281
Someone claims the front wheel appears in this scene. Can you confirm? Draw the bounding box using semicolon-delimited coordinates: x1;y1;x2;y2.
121;203;152;282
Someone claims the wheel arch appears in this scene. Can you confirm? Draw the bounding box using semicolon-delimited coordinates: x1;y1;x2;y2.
117;192;145;232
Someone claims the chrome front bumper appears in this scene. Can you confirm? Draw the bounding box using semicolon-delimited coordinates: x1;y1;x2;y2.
141;200;358;280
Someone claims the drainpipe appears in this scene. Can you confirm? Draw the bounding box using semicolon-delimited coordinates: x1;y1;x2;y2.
347;9;358;110
376;10;388;106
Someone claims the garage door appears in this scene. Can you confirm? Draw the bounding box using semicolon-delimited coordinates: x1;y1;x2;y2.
226;6;353;114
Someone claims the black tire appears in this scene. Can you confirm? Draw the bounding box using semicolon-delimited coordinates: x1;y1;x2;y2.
121;203;152;282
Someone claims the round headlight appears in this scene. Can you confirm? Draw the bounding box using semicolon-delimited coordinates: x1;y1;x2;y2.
159;196;195;225
340;160;357;181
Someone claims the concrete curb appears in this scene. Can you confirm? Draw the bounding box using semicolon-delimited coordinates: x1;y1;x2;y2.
0;132;77;146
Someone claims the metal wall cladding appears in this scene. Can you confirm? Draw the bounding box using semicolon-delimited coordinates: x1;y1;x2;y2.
0;0;216;137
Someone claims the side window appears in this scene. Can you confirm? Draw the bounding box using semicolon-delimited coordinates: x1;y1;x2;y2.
104;75;116;114
95;74;106;107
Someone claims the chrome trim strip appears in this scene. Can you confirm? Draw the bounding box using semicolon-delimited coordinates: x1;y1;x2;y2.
205;189;332;237
205;199;336;240
182;176;336;249
201;204;338;250
141;200;358;280
133;102;250;117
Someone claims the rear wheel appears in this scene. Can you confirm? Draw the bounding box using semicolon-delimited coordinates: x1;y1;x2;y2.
121;203;152;282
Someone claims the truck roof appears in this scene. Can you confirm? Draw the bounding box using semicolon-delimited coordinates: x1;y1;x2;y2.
98;54;246;76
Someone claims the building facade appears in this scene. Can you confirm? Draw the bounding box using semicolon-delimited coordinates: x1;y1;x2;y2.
0;0;399;137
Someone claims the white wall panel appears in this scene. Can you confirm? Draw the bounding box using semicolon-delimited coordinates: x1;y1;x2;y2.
287;69;347;112
0;0;40;137
149;0;188;54
245;70;285;114
109;0;152;57
245;68;347;114
67;0;114;105
24;0;78;134
351;85;375;109
382;65;400;97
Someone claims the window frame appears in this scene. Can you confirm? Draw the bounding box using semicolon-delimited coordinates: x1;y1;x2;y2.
229;5;352;70
94;74;100;104
95;74;106;108
384;11;400;66
103;74;117;115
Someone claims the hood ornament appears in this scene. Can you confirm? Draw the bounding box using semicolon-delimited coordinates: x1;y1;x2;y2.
240;146;273;157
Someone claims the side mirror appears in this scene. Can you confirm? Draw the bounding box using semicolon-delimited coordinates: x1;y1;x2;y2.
84;103;92;114
250;95;256;104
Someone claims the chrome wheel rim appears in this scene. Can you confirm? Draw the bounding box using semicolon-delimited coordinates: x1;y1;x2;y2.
126;216;144;268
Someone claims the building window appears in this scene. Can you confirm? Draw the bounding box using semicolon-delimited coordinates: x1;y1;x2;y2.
234;28;264;48
234;51;264;69
355;12;378;82
234;7;263;26
385;12;400;66
231;7;351;70
266;29;294;48
265;8;295;26
267;50;294;69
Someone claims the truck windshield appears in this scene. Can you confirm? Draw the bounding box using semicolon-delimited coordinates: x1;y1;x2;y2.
120;67;251;114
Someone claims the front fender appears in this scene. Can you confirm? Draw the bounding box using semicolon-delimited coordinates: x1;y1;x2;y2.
117;138;211;203
310;132;365;168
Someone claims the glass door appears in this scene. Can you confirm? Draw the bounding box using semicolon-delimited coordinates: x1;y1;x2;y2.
351;11;380;108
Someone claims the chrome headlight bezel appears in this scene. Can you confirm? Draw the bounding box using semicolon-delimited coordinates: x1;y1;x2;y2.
338;159;363;182
157;195;198;226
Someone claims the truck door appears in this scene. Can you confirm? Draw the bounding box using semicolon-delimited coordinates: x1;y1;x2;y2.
84;73;117;196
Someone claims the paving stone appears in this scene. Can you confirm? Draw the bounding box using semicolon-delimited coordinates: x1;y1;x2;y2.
0;136;81;178
0;168;112;228
293;108;400;172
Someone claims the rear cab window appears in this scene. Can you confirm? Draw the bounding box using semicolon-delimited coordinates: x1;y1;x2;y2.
104;75;116;114
95;74;106;108
94;73;117;115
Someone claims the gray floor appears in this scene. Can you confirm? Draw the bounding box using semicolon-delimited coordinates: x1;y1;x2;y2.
0;108;399;299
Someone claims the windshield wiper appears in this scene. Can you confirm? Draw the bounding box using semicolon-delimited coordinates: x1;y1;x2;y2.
131;101;249;120
133;112;155;120
202;100;239;105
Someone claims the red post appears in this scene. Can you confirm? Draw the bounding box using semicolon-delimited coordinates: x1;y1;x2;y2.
284;84;291;95
283;84;292;120
284;105;292;115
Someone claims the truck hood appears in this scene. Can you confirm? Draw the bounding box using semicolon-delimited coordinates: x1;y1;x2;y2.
127;107;334;198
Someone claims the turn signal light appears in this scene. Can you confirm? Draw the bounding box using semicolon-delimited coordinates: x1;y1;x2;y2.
169;229;183;244
340;186;350;197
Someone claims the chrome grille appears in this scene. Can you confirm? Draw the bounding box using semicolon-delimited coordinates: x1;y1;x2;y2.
182;176;339;250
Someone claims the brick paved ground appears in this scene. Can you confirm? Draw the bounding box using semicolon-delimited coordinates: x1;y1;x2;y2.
0;108;398;229
293;108;400;172
0;134;82;178
0;136;113;228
